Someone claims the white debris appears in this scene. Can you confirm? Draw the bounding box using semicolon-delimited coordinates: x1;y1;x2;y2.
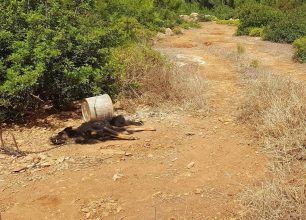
112;172;124;181
187;161;195;169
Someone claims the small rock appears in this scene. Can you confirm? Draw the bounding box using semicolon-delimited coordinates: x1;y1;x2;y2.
38;154;48;160
147;154;154;158
180;14;192;22
187;162;195;169
86;212;91;219
194;188;203;194
56;156;66;164
190;12;199;19
81;208;90;213
125;152;133;157
116;206;123;213
171;158;178;162
165;28;173;36
156;32;166;40
112;173;124;181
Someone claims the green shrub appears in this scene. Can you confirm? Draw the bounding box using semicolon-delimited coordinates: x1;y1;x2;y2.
236;3;283;35
0;0;199;121
212;5;236;20
261;0;305;11
249;27;264;37
293;37;306;63
0;1;132;120
263;6;306;43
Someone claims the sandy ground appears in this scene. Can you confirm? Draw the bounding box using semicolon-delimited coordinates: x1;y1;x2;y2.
0;22;305;220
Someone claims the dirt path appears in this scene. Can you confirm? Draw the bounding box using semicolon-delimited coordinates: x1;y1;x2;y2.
0;22;305;220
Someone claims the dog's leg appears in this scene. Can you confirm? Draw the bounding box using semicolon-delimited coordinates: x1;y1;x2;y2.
103;127;137;140
126;127;156;132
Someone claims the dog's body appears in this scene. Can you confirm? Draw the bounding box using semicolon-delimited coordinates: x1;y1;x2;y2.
50;115;146;145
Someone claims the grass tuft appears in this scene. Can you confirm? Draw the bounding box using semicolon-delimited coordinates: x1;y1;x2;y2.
113;44;207;112
239;178;305;220
239;72;306;220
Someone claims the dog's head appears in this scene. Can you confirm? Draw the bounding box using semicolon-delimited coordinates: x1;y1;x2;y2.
50;127;75;145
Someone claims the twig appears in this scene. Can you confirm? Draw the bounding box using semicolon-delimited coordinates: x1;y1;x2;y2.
0;130;26;157
30;93;44;103
0;129;4;149
10;132;20;151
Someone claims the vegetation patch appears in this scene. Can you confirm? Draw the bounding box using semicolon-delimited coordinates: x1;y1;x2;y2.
239;72;306;220
212;5;235;20
263;11;306;43
240;73;306;163
0;0;201;122
236;3;283;36
239;178;305;220
293;36;306;63
249;27;264;37
113;44;207;111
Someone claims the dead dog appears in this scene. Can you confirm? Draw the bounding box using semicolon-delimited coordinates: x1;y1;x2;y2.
50;115;155;145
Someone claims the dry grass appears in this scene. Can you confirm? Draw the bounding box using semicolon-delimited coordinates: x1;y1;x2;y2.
113;44;207;112
239;178;305;220
239;72;306;219
240;73;306;167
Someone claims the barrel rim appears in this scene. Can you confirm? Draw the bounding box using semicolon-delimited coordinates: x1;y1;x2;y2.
81;100;91;122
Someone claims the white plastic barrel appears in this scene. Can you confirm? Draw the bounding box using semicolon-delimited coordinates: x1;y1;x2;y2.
81;94;114;122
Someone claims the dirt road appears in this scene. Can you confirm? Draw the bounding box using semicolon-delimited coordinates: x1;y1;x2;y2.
1;22;305;219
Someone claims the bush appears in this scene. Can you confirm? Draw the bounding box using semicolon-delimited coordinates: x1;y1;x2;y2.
261;0;305;11
212;5;236;20
293;37;306;63
249;27;264;37
0;0;200;121
263;6;306;43
0;1;144;120
236;3;283;35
